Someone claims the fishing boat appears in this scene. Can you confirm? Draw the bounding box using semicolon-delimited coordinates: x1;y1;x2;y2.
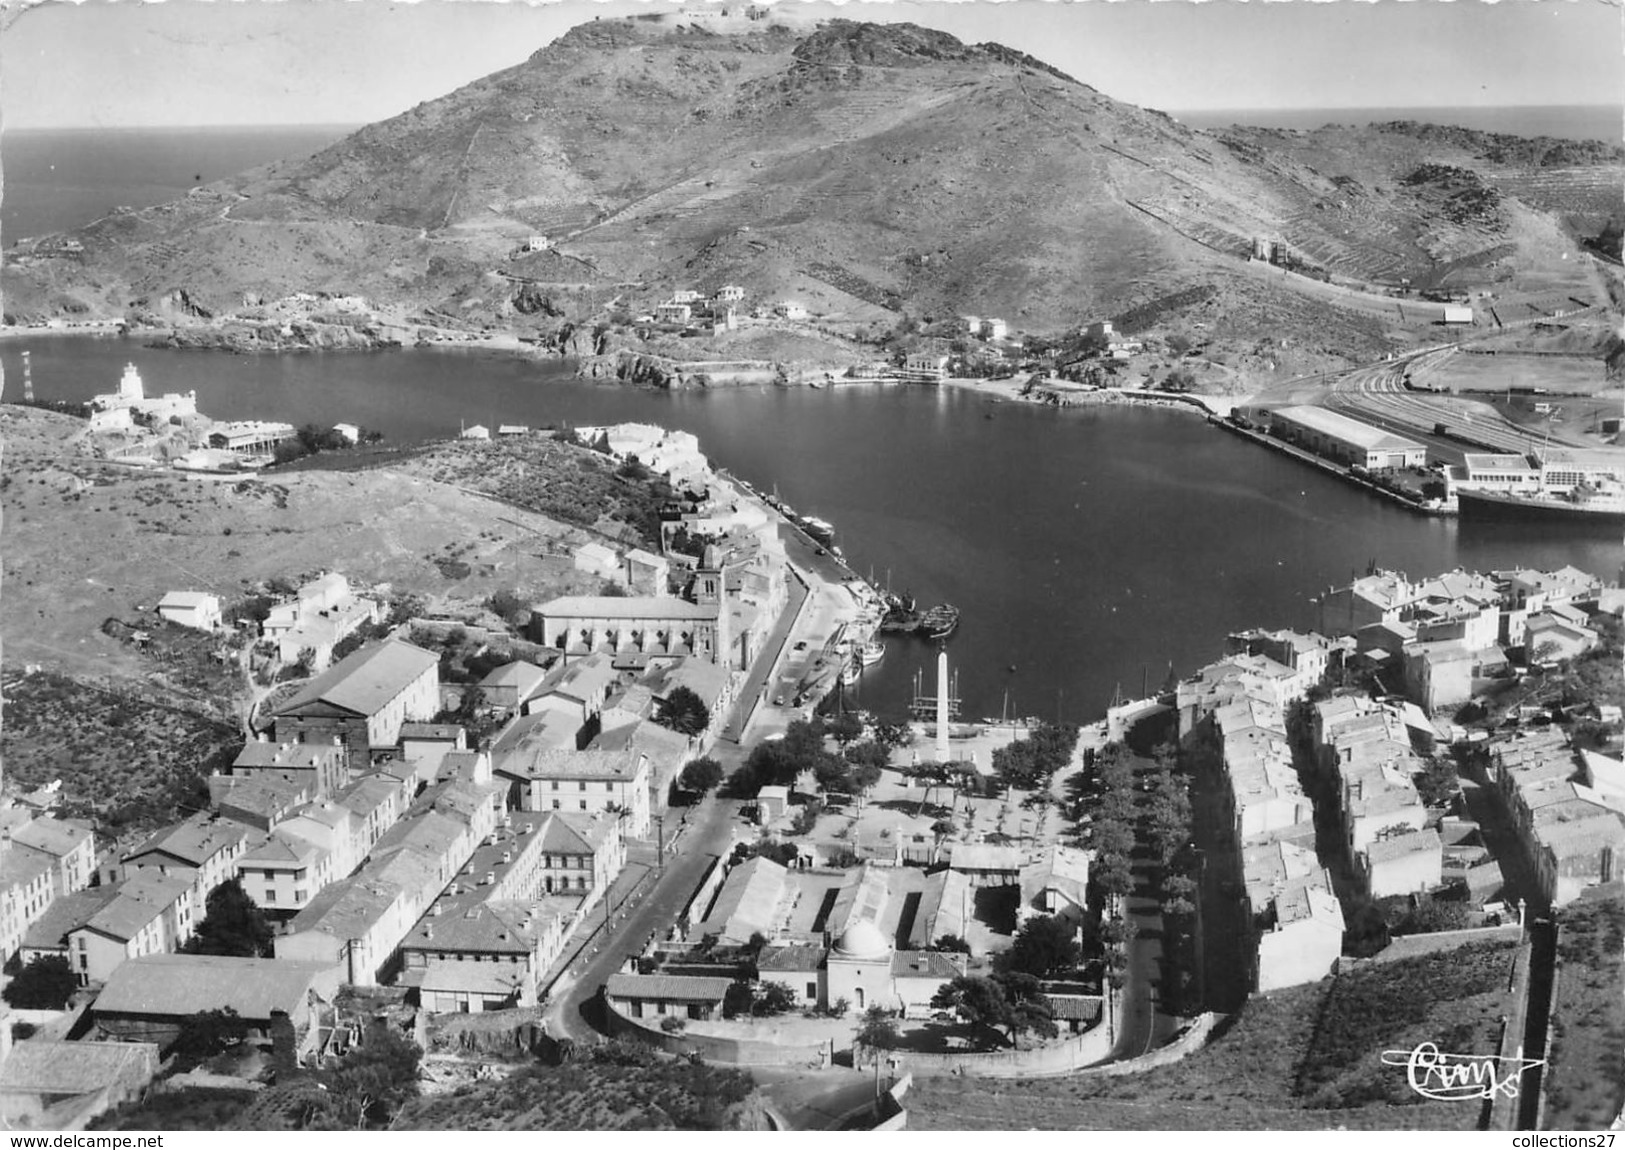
841;656;863;687
920;603;961;640
860;639;886;666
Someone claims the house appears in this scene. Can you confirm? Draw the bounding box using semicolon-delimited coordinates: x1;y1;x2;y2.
208;774;311;833
271;639;440;762
0;1040;159;1132
91;954;342;1055
589;719;692;811
400;723;468;782
275;877;413;985
890;949;970;1017
1403;640;1475;713
230;737;348;800
522;651;619;725
775;301;808;321
8;817;96;897
236;829;331;917
0;845;65;964
623;549;671;597
714;285;746;302
605;973;732;1021
948;844;1023;887
979;318;1008;341
756;786;791;825
533;811;626;904
1524;613;1599;664
1019;846;1091;922
572;541;621;581
494;747;651;838
757;943;827;1008
20;888;121;967
66;872;196;984
399;897;575;1013
1255;883;1344;993
156;591;222;633
1317;569;1422;634
1362;828;1443;898
655;302;692;324
259;573;382;670
123;813;249;897
902;353;950;382
478;660;554;713
460;424;490;441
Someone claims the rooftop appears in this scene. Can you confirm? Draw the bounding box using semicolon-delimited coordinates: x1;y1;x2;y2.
274;638;439;719
1272;405;1427;453
95;954;340;1021
605;973;732;1002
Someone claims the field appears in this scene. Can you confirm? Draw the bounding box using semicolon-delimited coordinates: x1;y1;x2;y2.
1421;352;1614;396
907;937;1521;1130
0;406;608;685
1542;890;1625;1130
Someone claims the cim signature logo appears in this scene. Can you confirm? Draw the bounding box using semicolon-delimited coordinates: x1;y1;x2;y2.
1381;1042;1546;1101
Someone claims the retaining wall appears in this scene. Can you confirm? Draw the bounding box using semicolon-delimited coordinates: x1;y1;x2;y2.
603;997;828;1067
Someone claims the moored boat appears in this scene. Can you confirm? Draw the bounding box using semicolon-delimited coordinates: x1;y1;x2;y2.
841;656;863;686
860;640;885;666
1454;483;1625;523
920;603;960;640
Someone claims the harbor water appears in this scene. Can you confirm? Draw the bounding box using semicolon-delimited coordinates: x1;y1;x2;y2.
4;336;1618;725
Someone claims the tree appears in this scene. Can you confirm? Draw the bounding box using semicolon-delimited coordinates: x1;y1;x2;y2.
185;877;275;957
855;1006;899;1054
305;1020;422;1130
679;757;724;794
930;934;971;953
753;981;798;1017
2;955;77;1010
722;981;755;1020
1002;914;1082;978
655;686;711;737
171;1008;249;1070
929;974;1055;1047
826;711;864;746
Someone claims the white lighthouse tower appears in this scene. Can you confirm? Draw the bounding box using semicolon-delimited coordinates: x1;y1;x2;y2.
117;363;145;403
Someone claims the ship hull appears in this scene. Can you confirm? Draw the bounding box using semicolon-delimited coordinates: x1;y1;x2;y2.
1455;487;1625;523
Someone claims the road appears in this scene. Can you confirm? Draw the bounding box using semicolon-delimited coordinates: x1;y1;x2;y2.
540;787;756;1043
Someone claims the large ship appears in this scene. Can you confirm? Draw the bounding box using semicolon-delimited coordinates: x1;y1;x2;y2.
1454;483;1625;523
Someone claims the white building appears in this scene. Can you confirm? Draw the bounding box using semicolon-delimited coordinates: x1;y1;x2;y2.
156;591;222;633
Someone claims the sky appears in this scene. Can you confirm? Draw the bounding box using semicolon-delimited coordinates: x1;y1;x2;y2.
2;0;1621;129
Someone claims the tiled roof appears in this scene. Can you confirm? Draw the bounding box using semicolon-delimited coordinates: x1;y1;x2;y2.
126;814;248;868
1364;829;1442;866
757;944;826;973
0;1040;158;1096
95;954;339;1021
274;639;438;719
1042;994;1103;1022
538;596;715;622
605;973;732;1002
889;950;966;980
9;816;92;859
497;748;645;782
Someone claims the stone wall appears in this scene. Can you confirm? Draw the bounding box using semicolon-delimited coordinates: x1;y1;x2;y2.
603;996;828;1066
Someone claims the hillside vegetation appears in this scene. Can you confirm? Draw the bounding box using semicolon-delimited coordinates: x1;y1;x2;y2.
908;937;1521;1130
5;9;1618;359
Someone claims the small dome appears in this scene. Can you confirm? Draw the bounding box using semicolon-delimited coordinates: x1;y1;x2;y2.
834;920;891;960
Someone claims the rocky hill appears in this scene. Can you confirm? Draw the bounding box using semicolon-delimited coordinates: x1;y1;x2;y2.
5;6;1620;348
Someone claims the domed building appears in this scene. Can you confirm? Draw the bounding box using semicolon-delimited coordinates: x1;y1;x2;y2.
824;919;895;1013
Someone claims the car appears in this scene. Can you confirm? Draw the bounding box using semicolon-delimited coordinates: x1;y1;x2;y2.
793;640;809;652
815;547;827;556
773;694;786;706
